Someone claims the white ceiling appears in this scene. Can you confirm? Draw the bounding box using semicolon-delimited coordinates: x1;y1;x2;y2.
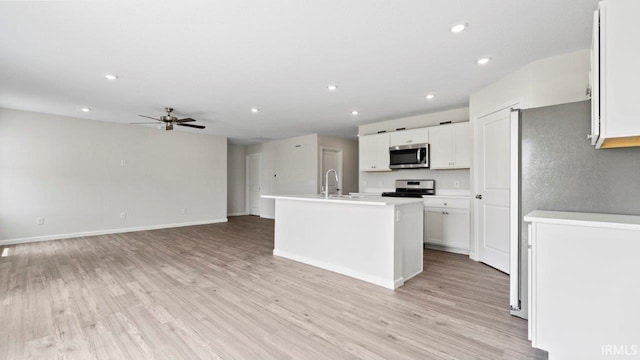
0;0;599;143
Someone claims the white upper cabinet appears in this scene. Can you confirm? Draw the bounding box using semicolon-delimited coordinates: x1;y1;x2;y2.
359;133;391;172
592;0;640;149
389;128;429;147
429;122;471;169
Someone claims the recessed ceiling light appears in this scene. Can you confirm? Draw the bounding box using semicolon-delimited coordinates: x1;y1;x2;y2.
251;108;259;113
450;23;467;33
81;107;91;112
351;110;359;116
328;84;338;91
477;57;491;65
425;94;436;100
104;74;119;80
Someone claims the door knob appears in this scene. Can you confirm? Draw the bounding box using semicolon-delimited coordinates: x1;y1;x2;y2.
475;194;483;200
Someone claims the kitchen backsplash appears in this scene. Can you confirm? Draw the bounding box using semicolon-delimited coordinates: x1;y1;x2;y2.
359;168;470;194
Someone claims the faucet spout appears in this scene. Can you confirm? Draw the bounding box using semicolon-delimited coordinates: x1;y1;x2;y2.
324;169;339;199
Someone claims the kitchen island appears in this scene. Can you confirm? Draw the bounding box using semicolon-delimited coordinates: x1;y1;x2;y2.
262;194;424;289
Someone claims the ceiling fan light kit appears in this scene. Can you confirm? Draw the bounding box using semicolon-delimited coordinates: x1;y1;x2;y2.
132;107;205;131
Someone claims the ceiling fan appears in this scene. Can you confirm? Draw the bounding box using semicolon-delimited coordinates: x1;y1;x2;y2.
132;107;206;131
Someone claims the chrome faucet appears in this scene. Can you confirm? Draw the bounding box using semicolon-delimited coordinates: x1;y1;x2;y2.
323;169;339;199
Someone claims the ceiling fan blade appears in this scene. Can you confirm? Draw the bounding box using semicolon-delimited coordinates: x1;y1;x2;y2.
130;122;161;125
177;123;206;129
138;115;162;121
176;117;196;123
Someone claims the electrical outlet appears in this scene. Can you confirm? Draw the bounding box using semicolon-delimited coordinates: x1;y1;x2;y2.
181;208;187;215
120;159;127;167
454;181;460;188
120;212;127;219
36;217;44;225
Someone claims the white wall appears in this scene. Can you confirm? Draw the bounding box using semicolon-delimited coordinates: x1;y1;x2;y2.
357;107;471;194
358;107;469;136
0;108;228;244
227;143;247;215
469;49;590;118
247;134;318;218
318;136;359;195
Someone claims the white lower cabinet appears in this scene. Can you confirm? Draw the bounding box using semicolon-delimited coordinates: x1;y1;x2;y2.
424;209;444;245
423;197;470;254
525;210;640;360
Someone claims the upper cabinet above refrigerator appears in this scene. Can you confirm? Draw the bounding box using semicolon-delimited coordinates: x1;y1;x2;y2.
590;0;640;149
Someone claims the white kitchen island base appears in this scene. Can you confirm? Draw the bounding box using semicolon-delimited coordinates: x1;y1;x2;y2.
264;195;424;289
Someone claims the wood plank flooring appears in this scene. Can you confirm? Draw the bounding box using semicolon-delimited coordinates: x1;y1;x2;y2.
0;216;547;359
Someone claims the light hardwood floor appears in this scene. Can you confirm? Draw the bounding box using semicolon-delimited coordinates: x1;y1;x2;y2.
0;216;546;359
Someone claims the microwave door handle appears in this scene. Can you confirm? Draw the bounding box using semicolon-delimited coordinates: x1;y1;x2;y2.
416;150;421;163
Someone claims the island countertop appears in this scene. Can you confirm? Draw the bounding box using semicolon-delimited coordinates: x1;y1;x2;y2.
261;194;423;206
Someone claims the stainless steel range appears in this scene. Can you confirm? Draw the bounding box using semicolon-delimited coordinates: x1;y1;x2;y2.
381;179;435;198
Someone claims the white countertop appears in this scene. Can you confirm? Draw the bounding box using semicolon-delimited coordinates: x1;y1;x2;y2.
262;194;423;206
524;210;640;231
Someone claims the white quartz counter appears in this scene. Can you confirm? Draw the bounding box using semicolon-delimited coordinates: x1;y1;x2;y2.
262;194;423;206
524;210;640;230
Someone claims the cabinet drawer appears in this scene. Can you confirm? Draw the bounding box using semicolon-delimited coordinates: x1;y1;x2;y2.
423;197;470;209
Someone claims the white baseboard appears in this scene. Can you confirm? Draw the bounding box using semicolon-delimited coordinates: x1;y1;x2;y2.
261;215;275;220
273;249;401;290
424;243;470;255
0;218;228;246
228;212;249;216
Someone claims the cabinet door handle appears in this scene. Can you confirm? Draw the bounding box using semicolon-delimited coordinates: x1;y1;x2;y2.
475;194;483;200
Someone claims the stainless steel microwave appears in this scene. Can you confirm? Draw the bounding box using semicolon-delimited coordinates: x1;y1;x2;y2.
389;143;429;169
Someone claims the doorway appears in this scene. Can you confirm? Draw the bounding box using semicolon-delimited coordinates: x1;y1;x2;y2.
474;103;520;274
320;147;343;195
246;153;262;216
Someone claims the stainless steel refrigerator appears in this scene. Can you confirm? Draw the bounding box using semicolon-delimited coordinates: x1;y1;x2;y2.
510;100;640;319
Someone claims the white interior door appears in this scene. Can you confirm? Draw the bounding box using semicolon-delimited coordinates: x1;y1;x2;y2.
321;148;342;195
475;107;513;273
246;153;262;216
